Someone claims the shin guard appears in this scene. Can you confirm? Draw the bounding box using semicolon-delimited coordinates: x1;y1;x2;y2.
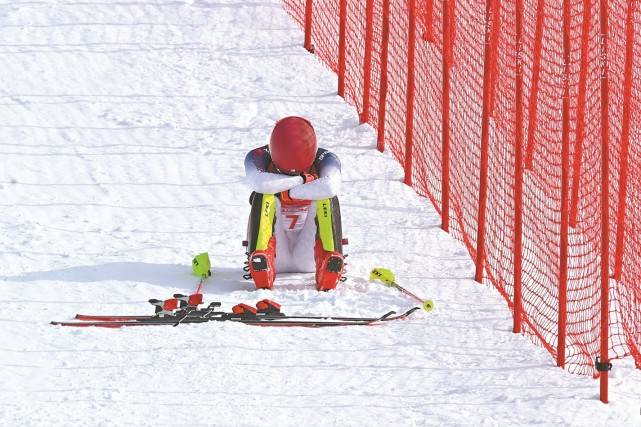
246;193;277;290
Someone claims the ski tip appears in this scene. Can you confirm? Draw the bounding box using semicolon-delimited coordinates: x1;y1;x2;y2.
50;321;127;328
406;307;422;316
380;310;397;320
422;300;435;312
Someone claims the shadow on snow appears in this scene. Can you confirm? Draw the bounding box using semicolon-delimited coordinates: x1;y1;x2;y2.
0;263;255;294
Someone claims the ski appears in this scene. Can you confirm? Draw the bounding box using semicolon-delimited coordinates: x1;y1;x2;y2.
52;307;420;328
51;318;210;328
51;318;368;328
71;300;224;322
74;311;387;323
74;314;154;322
236;308;419;327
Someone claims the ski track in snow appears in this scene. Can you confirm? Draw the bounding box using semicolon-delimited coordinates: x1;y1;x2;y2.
0;1;639;426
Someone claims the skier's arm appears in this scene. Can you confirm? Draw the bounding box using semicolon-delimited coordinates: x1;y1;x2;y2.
245;147;303;194
289;150;341;200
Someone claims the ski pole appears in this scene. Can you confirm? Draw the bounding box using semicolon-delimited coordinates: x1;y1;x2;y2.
369;268;434;312
191;252;212;294
172;253;213;326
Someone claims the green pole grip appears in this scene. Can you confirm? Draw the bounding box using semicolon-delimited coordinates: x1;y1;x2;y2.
192;252;211;277
370;268;396;287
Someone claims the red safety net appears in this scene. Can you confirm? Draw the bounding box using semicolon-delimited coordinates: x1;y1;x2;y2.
280;0;641;378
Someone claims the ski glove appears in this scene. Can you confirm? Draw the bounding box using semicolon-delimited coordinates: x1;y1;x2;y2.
301;173;317;184
279;190;295;203
277;173;318;203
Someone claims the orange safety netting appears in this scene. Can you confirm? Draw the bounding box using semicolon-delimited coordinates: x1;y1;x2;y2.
280;0;641;375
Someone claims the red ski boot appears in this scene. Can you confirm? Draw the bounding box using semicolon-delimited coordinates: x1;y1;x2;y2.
248;237;276;290
314;239;344;291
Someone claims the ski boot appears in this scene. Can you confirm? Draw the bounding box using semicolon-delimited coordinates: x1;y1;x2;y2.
314;239;345;291
248;236;276;290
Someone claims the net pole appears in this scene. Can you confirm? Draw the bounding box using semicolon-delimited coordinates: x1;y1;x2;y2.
304;0;313;52
337;0;347;97
513;0;524;334
598;0;611;405
557;0;572;369
441;0;452;232
360;0;375;124
376;0;391;152
475;0;499;283
404;0;417;186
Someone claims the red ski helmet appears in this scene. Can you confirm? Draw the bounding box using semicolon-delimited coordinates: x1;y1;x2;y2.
269;116;317;174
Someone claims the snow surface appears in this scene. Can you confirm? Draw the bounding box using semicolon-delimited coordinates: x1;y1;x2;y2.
0;1;639;426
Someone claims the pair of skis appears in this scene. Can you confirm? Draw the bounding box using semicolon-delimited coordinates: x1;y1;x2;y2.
50;295;421;328
49;257;430;328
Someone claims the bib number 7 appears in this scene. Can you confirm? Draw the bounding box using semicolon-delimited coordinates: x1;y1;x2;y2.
286;214;300;230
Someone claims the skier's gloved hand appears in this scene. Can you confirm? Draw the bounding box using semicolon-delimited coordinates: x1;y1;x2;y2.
301;173;317;184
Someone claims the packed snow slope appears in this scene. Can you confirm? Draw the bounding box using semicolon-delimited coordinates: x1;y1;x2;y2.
0;1;639;426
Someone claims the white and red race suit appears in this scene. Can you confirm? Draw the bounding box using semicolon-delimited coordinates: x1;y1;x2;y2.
244;145;344;289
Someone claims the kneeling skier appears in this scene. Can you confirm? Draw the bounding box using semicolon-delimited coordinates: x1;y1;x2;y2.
244;116;345;291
